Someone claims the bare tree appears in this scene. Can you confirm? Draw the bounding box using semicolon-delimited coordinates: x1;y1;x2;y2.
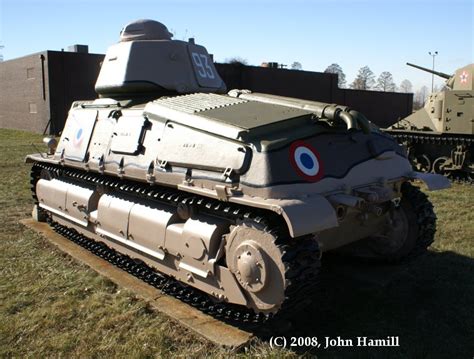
350;66;375;90
224;57;249;66
413;85;429;110
432;84;441;93
375;71;396;92
168;28;194;41
324;63;346;88
399;79;413;93
291;62;303;70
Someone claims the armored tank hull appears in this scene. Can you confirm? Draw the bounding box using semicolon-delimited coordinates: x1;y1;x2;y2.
27;20;450;323
386;63;474;183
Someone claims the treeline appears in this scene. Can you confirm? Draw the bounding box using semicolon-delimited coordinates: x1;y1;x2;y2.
324;63;433;109
324;63;410;92
224;57;432;109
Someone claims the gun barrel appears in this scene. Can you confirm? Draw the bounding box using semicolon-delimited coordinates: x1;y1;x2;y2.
406;62;452;80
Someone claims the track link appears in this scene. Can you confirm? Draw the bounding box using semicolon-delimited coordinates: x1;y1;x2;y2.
401;182;437;258
30;162;321;325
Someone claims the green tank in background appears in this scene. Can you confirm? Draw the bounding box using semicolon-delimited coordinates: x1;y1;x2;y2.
26;20;451;324
386;63;473;182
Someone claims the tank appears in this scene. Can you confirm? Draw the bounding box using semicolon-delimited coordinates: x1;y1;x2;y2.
386;62;474;182
26;20;450;323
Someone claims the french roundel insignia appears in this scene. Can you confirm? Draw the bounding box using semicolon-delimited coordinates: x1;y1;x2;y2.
289;141;324;182
73;127;84;147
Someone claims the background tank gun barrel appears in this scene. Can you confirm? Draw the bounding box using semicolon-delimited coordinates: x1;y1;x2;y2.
406;62;452;80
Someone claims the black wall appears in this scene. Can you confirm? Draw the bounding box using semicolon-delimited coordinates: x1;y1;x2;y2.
216;63;413;127
47;51;103;134
334;88;413;128
216;64;337;103
0;52;412;134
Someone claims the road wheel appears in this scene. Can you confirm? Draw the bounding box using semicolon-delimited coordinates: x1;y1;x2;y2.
413;154;432;173
432;156;450;176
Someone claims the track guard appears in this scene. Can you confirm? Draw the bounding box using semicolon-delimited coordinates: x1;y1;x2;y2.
409;171;451;191
278;196;339;237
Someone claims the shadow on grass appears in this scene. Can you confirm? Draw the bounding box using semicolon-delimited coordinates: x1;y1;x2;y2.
253;251;474;358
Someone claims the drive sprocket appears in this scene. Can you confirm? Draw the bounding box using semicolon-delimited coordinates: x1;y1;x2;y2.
225;222;287;314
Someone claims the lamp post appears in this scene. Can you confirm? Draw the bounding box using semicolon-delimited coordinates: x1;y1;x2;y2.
428;51;438;92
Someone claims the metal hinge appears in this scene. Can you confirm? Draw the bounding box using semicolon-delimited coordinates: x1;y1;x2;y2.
222;167;234;180
158;160;168;170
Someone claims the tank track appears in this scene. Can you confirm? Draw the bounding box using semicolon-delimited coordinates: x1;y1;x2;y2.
401;182;437;259
30;162;321;325
386;130;473;184
327;182;436;263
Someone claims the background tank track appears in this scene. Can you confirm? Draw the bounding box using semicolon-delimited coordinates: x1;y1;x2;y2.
386;130;473;184
30;162;321;325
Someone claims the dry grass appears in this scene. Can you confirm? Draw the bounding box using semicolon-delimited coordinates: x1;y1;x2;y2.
0;128;472;358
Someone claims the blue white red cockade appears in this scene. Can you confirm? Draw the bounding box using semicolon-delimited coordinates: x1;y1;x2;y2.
289;140;324;182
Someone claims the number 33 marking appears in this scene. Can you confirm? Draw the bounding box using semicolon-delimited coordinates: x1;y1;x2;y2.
192;52;215;79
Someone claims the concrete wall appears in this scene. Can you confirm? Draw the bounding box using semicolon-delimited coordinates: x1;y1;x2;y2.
0;52;51;133
0;51;103;135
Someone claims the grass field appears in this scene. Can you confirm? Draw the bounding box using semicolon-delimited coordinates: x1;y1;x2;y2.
0;128;472;358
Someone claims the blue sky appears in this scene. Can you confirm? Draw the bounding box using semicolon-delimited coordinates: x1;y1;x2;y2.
0;0;472;91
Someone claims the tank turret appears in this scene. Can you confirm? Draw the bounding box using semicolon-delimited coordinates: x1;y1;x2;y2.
387;63;473;181
406;62;473;90
95;19;226;97
452;64;473;91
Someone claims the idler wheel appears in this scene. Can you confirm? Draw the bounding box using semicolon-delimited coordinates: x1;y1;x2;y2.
226;222;286;313
177;202;196;220
40;167;56;180
363;183;436;261
367;202;411;257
